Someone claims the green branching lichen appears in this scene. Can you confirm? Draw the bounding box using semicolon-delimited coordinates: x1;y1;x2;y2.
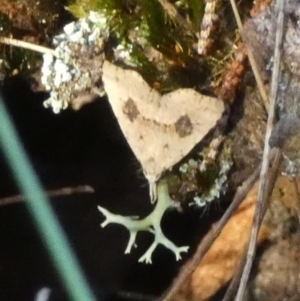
98;179;189;264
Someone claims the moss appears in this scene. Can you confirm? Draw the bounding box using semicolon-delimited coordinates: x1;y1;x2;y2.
67;0;208;89
0;11;12;34
139;1;174;56
186;0;205;29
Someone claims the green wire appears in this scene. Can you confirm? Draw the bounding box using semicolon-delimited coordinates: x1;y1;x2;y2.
0;95;98;301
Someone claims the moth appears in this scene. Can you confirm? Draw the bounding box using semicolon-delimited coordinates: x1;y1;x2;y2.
102;61;225;201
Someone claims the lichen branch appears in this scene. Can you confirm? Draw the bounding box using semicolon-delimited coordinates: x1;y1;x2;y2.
98;179;189;264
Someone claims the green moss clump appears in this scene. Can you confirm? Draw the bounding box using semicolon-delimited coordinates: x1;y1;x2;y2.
67;0;208;90
0;12;12;34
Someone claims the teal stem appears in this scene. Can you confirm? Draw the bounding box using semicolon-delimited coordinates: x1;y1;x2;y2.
0;94;97;301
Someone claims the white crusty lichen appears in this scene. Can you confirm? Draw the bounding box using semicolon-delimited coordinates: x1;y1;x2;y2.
41;11;109;113
97;179;189;264
177;136;232;208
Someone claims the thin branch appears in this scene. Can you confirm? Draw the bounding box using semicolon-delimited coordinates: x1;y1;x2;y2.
222;254;246;301
0;37;55;55
0;185;94;206
222;148;282;301
234;0;285;299
229;0;269;111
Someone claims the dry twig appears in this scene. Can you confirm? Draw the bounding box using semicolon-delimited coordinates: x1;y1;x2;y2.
0;37;54;55
229;0;269;111
222;148;282;301
234;0;285;299
0;185;94;206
